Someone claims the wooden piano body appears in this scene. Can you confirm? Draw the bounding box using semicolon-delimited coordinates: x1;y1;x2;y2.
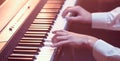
0;0;69;61
0;0;47;61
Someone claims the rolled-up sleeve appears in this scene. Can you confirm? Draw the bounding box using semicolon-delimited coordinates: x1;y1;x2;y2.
93;39;120;61
92;7;120;31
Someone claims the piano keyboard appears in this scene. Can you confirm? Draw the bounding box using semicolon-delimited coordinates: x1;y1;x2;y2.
8;0;77;61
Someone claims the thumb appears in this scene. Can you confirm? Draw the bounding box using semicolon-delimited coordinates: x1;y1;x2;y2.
65;16;82;22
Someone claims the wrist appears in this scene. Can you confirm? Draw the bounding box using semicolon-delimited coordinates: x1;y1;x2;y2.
86;36;98;49
83;12;92;24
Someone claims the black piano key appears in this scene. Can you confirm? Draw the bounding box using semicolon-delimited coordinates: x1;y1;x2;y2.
8;57;34;61
47;0;64;4
33;21;53;24
13;49;39;54
18;42;43;47
30;24;51;27
21;37;44;40
8;53;36;61
24;33;46;37
34;18;54;21
25;31;47;36
9;53;36;59
26;31;48;34
36;12;57;18
28;24;51;32
29;25;50;29
28;28;50;32
20;40;43;43
15;46;40;50
21;40;43;43
40;8;59;13
43;4;62;9
28;28;51;31
33;19;54;24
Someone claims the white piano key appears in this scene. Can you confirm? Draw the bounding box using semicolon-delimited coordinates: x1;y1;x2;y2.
35;46;56;61
36;0;77;61
44;41;53;46
45;0;77;41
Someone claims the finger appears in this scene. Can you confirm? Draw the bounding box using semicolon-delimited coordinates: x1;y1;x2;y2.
66;16;82;21
52;30;68;36
52;32;69;43
52;35;58;43
52;40;70;47
55;35;69;41
62;6;75;18
52;35;69;43
52;30;63;34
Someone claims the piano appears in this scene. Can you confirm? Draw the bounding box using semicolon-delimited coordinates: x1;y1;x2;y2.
0;0;77;61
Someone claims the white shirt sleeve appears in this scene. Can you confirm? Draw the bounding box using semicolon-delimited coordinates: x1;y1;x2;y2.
93;39;120;61
92;7;120;31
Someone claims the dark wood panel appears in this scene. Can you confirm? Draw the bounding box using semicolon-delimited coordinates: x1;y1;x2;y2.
0;0;5;5
77;0;120;12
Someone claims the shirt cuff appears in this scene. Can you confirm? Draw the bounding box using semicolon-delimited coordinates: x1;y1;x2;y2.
93;39;120;61
91;12;114;30
110;7;120;18
91;7;120;31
